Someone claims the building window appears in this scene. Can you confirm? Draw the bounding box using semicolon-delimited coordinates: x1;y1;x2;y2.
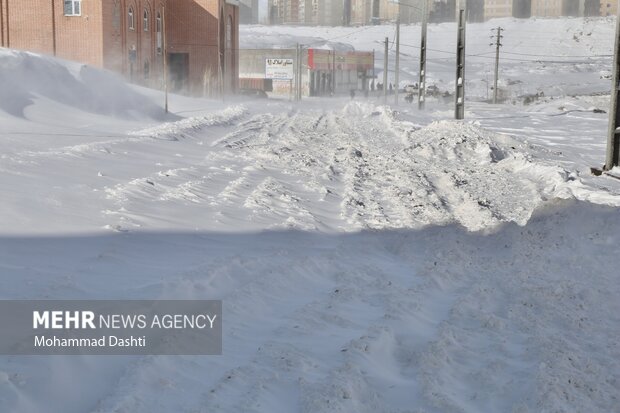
128;7;135;30
156;12;162;54
64;0;81;16
143;9;149;31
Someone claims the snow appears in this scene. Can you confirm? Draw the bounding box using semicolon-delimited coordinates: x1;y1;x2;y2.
1;16;620;413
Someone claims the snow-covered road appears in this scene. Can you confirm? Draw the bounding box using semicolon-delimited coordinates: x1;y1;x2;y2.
2;98;620;413
2;201;619;413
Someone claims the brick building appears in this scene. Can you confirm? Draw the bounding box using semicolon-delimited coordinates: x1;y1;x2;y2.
0;0;238;96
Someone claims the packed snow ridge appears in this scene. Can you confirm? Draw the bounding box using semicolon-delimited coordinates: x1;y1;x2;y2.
209;101;617;232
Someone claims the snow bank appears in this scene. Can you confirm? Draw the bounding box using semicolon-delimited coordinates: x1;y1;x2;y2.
0;48;164;119
1;200;618;413
131;105;248;140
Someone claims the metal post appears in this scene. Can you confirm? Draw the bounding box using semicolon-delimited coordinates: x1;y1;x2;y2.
371;48;375;96
605;6;620;170
300;45;304;100
332;49;336;95
394;17;400;105
295;43;300;101
383;37;388;104
455;7;466;120
163;6;168;113
492;26;503;104
418;0;428;109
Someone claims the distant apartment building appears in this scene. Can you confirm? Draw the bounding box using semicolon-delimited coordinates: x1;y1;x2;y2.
317;0;346;25
511;0;598;17
240;0;259;23
453;0;483;21
466;0;485;21
429;0;456;22
582;0;598;16
0;0;239;95
350;0;372;24
600;0;617;16
349;0;427;25
269;0;323;24
512;0;531;17
531;0;563;16
530;0;599;17
484;0;512;19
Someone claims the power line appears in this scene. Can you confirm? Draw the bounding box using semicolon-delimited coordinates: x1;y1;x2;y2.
500;50;613;58
392;40;612;63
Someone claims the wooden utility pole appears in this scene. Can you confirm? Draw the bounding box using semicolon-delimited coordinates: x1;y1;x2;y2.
162;6;168;113
372;48;375;94
300;45;305;100
491;26;503;104
605;7;620;170
419;0;428;109
295;43;300;101
383;37;388;104
332;49;336;95
394;17;400;105
454;7;466;120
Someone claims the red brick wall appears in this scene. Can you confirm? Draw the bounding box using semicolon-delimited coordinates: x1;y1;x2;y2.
0;0;103;66
0;0;238;96
101;0;123;73
55;0;104;67
2;0;55;53
101;0;164;87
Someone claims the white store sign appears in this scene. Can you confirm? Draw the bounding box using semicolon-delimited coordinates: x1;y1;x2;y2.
266;58;294;80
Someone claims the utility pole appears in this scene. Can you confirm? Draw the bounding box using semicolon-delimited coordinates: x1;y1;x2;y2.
302;46;304;100
491;26;503;104
295;43;301;102
162;5;168;113
454;7;466;120
605;7;620;170
419;0;428;109
332;49;336;95
383;37;388;104
372;48;375;94
394;17;400;105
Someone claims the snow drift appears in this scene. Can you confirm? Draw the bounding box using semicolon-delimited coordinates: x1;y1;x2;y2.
0;48;164;119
